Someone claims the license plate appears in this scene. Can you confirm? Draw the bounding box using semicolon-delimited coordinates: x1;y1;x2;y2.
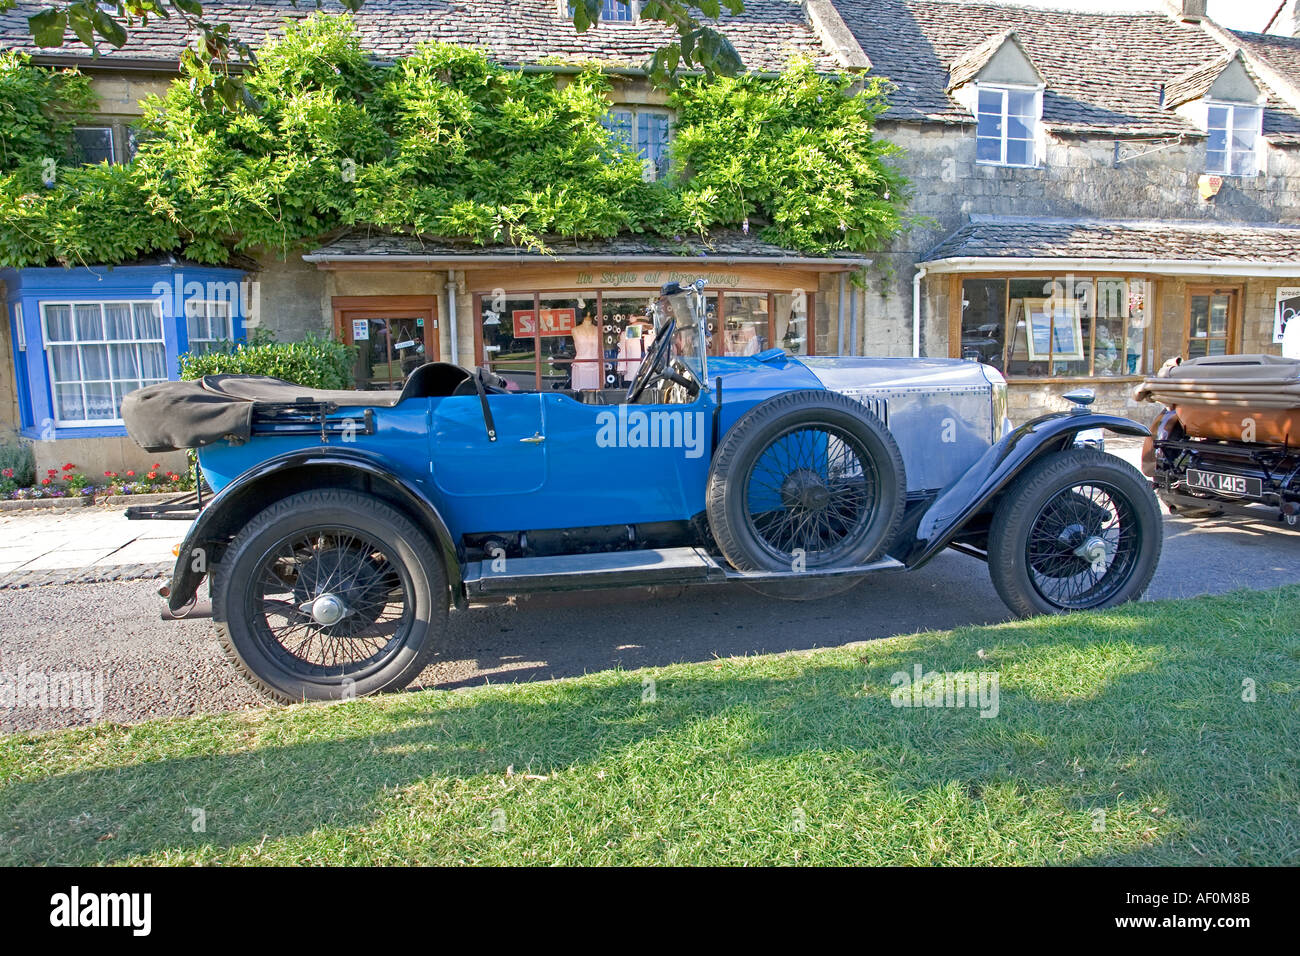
1185;469;1263;499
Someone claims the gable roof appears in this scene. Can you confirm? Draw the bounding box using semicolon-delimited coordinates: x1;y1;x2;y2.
0;0;837;74
1161;49;1257;109
1230;29;1300;89
945;29;1040;92
830;0;1300;140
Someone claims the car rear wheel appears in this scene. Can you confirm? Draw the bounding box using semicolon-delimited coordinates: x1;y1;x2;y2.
987;447;1162;617
706;390;906;574
211;489;447;702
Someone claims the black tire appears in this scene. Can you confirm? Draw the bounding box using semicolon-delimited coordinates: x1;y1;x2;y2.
211;489;447;702
706;390;906;572
988;447;1162;617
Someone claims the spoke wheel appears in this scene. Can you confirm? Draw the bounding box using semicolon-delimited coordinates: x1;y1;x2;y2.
707;390;906;575
988;447;1162;617
212;489;447;702
743;423;880;566
1023;482;1140;609
248;528;414;679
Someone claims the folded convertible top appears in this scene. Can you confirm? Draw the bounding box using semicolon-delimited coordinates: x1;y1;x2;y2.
1135;354;1300;443
122;374;402;452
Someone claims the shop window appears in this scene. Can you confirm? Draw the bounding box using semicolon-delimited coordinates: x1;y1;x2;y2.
184;299;234;354
71;126;115;166
957;276;1153;378
1206;103;1261;176
774;292;811;355
1186;289;1237;358
42;301;167;425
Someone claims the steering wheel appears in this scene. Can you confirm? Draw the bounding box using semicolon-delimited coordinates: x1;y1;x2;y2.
625;319;676;403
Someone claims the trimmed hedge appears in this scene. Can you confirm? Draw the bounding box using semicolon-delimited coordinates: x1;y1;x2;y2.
179;335;356;390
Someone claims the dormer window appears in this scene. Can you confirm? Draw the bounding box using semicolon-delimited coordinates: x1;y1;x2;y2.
564;0;637;22
976;86;1040;167
1206;102;1262;176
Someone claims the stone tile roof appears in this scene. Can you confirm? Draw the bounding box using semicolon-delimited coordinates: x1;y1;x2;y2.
1231;29;1300;87
0;0;835;73
1161;50;1238;109
304;228;871;262
945;29;1034;92
831;0;1300;139
922;215;1300;264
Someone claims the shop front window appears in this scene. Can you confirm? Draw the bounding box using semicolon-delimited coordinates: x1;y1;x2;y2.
774;292;810;355
721;293;769;356
958;276;1153;378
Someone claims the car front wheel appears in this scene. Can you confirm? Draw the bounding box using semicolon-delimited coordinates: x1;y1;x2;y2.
987;447;1163;617
211;489;447;702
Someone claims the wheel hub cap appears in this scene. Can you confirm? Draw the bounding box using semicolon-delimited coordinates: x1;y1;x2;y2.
1074;535;1109;574
781;468;830;512
302;593;349;627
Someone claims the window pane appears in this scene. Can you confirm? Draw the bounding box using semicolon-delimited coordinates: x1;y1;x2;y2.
1006;137;1033;166
1206;125;1228;152
960;279;1007;371
113;381;142;409
774;292;809;355
1124;280;1152;375
1006;114;1033;140
601;110;634;150
1231;148;1254;174
83;381;115;420
48;345;80;383
722;293;769;356
133;301;163;339
1007;278;1055;377
110;343;141;380
535;295;588;391
976;136;1002;162
140;343;167;381
103;302;133;339
80;344;110;380
43;304;73;342
1233;106;1261;132
72;126;114;165
602;292;658;388
1207;105;1229;131
637;112;670;179
976;112;1003;138
1209;295;1230;335
54;385;84;421
1206;150;1228;174
484;296;540;390
75;303;103;341
977;88;1003;115
1008;90;1036;118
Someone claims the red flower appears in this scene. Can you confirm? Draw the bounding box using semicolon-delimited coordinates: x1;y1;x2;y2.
147;472;158;480
62;462;75;471
170;474;181;482
152;463;160;469
40;478;51;486
125;470;135;477
1;468;13;478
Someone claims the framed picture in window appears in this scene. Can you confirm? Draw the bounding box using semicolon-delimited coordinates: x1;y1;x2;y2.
1018;297;1084;362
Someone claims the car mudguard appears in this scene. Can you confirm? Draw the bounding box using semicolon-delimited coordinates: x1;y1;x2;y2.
897;411;1151;568
163;448;463;613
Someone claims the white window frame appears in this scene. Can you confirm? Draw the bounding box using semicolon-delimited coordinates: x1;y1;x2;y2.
1205;100;1263;177
184;298;234;354
974;84;1043;168
71;125;116;166
40;299;168;428
560;0;638;22
603;105;673;181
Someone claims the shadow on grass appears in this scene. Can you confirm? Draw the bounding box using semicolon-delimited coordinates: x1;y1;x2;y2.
2;589;1298;865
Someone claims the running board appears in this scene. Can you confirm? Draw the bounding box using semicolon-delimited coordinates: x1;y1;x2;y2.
462;547;903;596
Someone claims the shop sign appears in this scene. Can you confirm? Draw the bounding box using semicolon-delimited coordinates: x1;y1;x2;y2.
513;307;576;337
1275;288;1300;344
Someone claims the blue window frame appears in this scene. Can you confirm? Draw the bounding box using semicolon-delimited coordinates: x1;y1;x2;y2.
0;263;246;440
601;107;672;180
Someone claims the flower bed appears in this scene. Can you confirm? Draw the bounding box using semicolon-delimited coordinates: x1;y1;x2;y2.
0;461;194;507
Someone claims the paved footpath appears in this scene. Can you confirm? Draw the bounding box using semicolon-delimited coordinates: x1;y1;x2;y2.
0;507;183;589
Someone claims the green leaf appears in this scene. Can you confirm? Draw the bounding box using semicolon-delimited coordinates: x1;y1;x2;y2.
28;9;67;48
91;7;129;48
171;0;204;15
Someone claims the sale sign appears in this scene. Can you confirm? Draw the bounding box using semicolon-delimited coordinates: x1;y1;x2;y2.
513;308;576;338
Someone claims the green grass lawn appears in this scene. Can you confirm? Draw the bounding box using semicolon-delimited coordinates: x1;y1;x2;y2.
3;586;1298;865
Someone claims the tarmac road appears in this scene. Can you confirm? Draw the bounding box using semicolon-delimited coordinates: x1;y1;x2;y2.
2;509;1296;733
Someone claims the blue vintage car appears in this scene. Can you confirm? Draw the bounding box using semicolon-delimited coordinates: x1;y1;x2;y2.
124;280;1163;701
